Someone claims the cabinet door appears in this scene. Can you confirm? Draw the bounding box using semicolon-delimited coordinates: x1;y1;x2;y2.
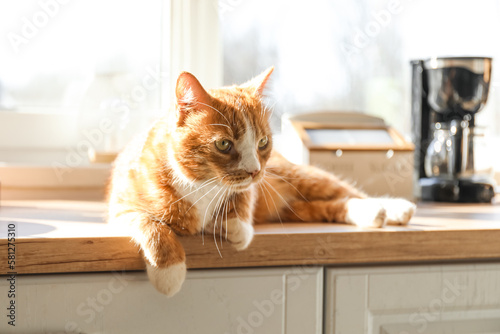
1;266;323;334
325;264;500;334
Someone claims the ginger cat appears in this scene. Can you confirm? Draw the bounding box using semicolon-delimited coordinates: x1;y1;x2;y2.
108;67;416;296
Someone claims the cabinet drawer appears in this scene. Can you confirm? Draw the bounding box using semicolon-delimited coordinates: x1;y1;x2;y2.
325;263;500;334
1;266;323;334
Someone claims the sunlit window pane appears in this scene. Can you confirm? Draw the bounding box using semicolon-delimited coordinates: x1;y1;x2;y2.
0;0;162;115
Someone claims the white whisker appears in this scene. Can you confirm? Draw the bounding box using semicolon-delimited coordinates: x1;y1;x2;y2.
263;178;303;221
159;207;168;223
213;186;229;257
258;182;272;214
264;169;310;180
260;179;283;225
170;177;218;209
219;189;230;247
209;123;233;134
196;102;231;127
197;178;225;245
203;181;227;257
265;171;309;202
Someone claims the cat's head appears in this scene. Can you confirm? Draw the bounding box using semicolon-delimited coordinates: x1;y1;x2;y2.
169;67;274;192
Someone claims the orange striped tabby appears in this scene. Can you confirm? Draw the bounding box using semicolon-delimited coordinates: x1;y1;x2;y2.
108;67;416;296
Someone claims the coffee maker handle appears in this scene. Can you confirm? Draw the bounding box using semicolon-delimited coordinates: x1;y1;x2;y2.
460;116;474;175
450;117;473;177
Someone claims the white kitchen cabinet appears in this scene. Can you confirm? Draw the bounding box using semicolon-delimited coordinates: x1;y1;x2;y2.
324;263;500;334
6;262;500;334
1;267;323;334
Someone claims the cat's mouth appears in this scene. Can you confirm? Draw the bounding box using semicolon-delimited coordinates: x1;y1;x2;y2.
228;178;251;190
222;174;264;192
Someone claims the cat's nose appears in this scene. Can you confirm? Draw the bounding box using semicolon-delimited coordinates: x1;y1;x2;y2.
247;169;260;178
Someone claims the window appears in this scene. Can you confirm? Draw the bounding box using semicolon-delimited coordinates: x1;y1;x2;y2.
0;0;221;199
221;0;500;174
222;0;500;133
0;0;164;161
0;0;220;161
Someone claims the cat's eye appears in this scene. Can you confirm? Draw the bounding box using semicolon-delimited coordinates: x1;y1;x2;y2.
258;136;269;149
215;139;232;153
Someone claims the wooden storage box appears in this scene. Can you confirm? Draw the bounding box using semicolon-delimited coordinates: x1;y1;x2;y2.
281;112;415;200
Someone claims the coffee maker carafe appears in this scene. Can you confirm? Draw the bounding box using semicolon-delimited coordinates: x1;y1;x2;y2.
411;57;496;202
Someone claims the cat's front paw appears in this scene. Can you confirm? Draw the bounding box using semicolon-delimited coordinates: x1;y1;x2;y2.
379;198;416;225
345;198;387;228
146;262;186;297
224;219;254;251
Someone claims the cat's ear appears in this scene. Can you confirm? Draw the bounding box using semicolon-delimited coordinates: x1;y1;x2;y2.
175;72;212;125
241;66;274;97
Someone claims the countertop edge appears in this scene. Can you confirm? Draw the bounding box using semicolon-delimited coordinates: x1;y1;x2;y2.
2;228;500;275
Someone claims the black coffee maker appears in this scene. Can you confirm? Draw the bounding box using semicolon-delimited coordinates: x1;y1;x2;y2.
411;57;496;202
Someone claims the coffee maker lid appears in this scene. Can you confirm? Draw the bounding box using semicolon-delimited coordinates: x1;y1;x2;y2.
423;57;492;74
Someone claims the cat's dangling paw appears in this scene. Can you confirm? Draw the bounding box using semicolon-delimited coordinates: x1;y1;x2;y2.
224;219;254;251
146;262;186;297
379;198;416;225
345;198;387;228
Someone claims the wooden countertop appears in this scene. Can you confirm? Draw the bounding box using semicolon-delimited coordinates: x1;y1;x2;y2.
1;200;500;275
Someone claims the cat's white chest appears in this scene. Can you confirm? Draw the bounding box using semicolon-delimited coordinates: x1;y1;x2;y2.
175;181;226;231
